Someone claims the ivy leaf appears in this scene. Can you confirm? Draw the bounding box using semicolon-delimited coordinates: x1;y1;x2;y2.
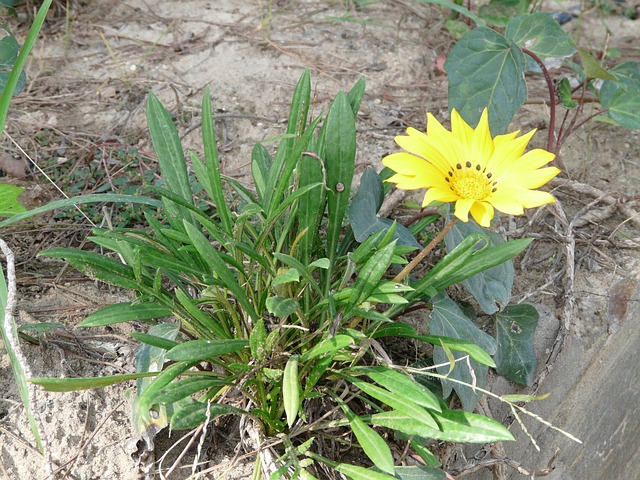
444;218;515;315
478;0;529;27
430;294;497;411
598;61;640;129
0;26;26;96
445;26;527;134
350;168;421;248
505;13;576;70
495;304;539;386
558;78;577;108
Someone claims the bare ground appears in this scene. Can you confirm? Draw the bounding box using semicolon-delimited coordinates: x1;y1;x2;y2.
1;1;639;479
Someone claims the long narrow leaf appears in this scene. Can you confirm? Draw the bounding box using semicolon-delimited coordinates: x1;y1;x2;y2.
79;301;171;327
146;92;195;230
283;355;301;428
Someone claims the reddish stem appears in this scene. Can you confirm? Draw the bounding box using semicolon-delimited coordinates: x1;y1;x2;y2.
522;49;556;153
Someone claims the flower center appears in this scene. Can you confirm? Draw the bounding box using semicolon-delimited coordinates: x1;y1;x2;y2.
445;162;497;200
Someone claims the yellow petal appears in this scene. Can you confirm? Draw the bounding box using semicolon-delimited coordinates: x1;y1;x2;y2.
454;198;475;222
515;148;556;170
426;114;465;168
487;191;525;215
488;129;536;178
516;188;556;208
509;166;561;189
421;186;459;207
470;201;495;227
395;128;452;173
451;109;474;147
470;108;494;165
383;153;450;189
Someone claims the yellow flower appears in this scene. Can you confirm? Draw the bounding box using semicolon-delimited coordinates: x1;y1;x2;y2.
382;108;560;227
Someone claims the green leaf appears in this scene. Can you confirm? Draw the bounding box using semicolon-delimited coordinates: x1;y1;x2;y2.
349;168;421;248
171;402;243;430
505;13;576;67
405;235;532;308
494;303;539;386
350;379;439;429
371;409;514;443
478;0;529;27
372;322;496;368
300;334;354;361
338;401;395;475
133;323;181;440
0;184;25;217
393;466;446;480
608;88;640;129
324;91;356;264
445;26;527;134
79;301;171;327
501;392;550;403
272;268;300;287
599;61;640;108
251;142;272;203
346;241;397;316
129;332;179;351
250;318;267;363
155;377;228;405
146;92;195;230
283;355;301;428
296;152;326;266
359;367;441;412
30;371;159;392
444;218;514;315
38;248;141;290
266;296;299;318
183;221;259;322
576;48;616;80
200;87;233;233
558;78;577;108
430;294;496;411
165;339;248;362
335;464;397;480
0;193;162;228
0;0;52;135
408;440;441;468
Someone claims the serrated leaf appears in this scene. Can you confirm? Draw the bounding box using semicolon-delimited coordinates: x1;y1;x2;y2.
444;218;514;315
165;339;248;361
349;168;421;248
445;26;527;134
266;296;299;318
79;301;171;327
505;13;576;68
495;304;539;386
0;184;25;217
430;294;496;411
283;355;301;428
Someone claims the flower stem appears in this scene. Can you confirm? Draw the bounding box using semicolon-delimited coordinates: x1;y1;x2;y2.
522;48;556;153
393;217;459;284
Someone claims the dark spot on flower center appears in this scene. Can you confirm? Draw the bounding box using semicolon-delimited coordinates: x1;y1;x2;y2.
456;163;462;170
465;161;472;168
487;172;493;179
475;164;481;171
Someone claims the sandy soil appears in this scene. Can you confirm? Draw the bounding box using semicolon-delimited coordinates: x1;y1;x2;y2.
1;1;639;479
